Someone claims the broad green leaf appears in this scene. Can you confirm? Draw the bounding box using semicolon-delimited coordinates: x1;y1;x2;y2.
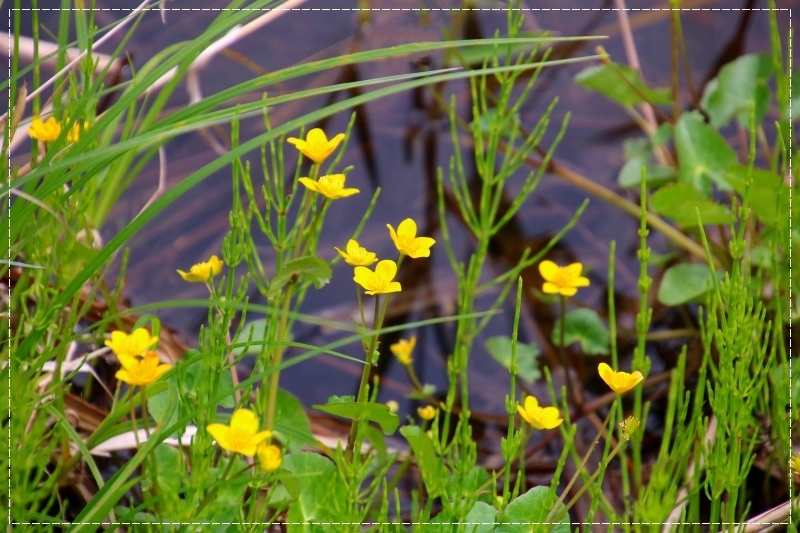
274;390;317;452
407;383;437;400
267;256;332;300
232;318;269;356
465;501;499;533
701;53;772;128
283;452;347;530
575;63;671;106
650;182;733;227
619;157;675;188
313;400;399;435
496;486;570;533
657;263;718;306
400;425;447;497
674;112;738;194
552;309;609;356
485;336;541;383
723;166;790;224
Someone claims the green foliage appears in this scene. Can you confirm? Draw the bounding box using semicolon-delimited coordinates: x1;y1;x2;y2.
674;111;739;194
650;182;733;227
485;336;542;383
552;308;610;355
266;256;333;300
657;263;719;306
575;63;671;106
496;486;570;532
701;53;773;128
313;399;400;435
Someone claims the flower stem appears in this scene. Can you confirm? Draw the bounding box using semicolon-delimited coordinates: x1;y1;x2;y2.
346;294;386;460
559;295;577;407
265;285;294;430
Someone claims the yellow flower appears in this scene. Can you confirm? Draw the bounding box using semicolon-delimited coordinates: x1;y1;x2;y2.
517;395;563;430
66;120;91;143
105;328;159;359
115;351;171;386
390;336;416;366
28;117;62;142
417;405;436;421
335;239;378;266
387;219;435;259
207;408;272;457
385;400;399;413
598;363;644;394
287;128;346;164
353;260;402;295
257;443;283;472
538;260;590;297
177;255;224;283
790;455;800;477
298;174;359;200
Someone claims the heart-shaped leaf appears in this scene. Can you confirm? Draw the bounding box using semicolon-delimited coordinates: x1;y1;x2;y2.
552;308;609;355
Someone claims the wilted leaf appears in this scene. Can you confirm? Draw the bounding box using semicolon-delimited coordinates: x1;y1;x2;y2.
650;182;733;227
552;309;609;356
485;336;541;383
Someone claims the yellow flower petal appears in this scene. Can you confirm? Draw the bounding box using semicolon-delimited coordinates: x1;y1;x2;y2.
298;177;320;193
287;128;346;164
257;443;283;471
177;255;224;283
390;336;416;365
354;260;402;295
105;328;159;359
538;260;559;282
387;219;436;258
598;362;644;394
27;117;62;142
417;405;436;420
230;408;260;435
517;395;563;430
537;260;589;298
207;408;271;457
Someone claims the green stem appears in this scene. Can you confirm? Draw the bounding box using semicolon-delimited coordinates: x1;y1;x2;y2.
559;295;577;406
265;285;294;430
195;454;238;516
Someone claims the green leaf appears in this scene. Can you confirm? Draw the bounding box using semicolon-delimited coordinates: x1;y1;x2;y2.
700;53;772;128
444;32;548;68
619;157;675;188
283;452;347;530
274;390;317;452
723;166;790;224
485;336;541;383
674;112;738;194
650;182;733;227
400;425;447;497
232;319;269;356
575;63;671;106
465;501;499;533
496;486;570;533
407;383;436;400
552;309;609;356
313;400;399;435
267;256;332;300
657;263;719;306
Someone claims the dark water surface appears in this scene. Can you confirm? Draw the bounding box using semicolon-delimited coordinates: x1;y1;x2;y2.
15;1;789;416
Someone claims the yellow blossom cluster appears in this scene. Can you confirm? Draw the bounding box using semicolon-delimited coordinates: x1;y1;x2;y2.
27;117;90;143
206;408;283;471
104;328;171;386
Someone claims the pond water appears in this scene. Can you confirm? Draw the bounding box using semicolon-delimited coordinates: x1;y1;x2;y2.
13;1;788;418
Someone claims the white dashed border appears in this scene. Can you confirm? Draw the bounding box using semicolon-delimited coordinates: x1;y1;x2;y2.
6;5;793;528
